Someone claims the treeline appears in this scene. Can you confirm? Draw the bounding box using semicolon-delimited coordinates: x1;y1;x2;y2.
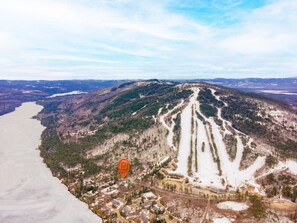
38;82;196;181
221;93;297;158
221;95;266;135
197;88;222;118
39;133;103;177
102;83;192;120
264;173;297;202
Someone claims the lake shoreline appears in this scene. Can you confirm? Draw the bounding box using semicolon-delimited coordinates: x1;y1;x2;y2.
0;102;102;223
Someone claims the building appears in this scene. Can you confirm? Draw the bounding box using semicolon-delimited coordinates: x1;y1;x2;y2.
110;199;122;209
141;201;152;209
151;204;165;214
143;192;157;200
140;210;150;223
121;205;135;218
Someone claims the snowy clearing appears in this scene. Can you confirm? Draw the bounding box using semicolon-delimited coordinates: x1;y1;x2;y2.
212;217;234;223
217;201;249;211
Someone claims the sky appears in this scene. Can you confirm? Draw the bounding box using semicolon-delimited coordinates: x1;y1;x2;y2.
0;0;297;80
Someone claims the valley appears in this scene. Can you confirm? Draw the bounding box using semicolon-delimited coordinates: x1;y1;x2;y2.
0;80;126;116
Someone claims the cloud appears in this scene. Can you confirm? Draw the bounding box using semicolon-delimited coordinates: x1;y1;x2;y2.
41;55;120;64
0;0;296;79
219;0;297;55
0;32;20;51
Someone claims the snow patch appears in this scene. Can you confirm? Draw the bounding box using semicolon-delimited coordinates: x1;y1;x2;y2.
159;101;184;150
257;159;297;178
217;201;249;211
212;217;234;223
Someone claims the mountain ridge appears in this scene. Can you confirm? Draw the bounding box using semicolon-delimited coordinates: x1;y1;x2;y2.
36;80;297;222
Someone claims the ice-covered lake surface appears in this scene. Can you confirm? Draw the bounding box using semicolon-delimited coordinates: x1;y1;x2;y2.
48;90;87;98
258;90;297;95
0;102;101;223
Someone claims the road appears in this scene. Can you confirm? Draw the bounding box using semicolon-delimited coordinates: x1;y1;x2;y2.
199;198;210;223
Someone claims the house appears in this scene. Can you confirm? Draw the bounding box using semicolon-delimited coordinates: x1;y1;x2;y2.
100;183;110;189
121;205;135;217
141;201;152;209
101;205;109;212
165;170;184;179
156;214;165;222
209;187;226;194
143;192;157;200
151;204;165;214
83;178;94;185
140;210;150;223
101;184;119;197
110;199;122;209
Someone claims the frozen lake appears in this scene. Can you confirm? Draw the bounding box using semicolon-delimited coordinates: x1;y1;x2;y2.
0;102;101;223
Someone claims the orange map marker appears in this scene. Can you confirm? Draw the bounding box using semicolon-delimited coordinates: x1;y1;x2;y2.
118;158;130;179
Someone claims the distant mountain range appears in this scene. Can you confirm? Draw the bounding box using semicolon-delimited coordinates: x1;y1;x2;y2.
1;78;297;116
0;80;127;115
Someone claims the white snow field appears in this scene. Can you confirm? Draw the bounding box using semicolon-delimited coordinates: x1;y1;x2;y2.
217;201;249;211
208;118;266;188
256;159;297;179
170;87;268;190
194;95;222;187
212;217;234;223
0;103;101;223
176;89;199;175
